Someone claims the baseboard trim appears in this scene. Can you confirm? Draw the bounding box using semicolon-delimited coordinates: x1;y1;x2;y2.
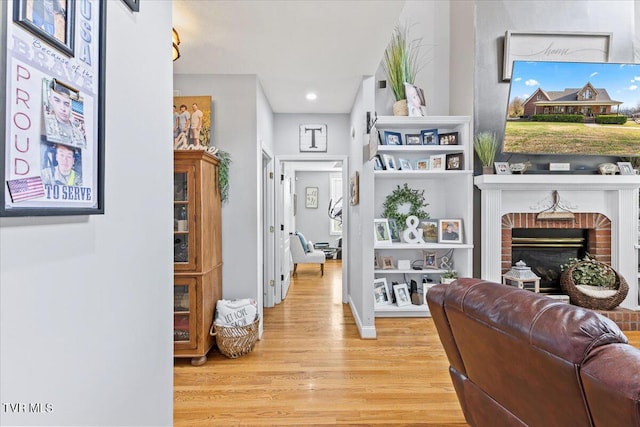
349;296;376;339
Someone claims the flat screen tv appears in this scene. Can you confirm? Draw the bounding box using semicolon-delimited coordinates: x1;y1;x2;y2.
504;60;640;156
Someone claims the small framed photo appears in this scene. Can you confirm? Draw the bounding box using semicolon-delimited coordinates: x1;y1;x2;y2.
494;162;511;175
373;155;385;170
349;171;359;206
423;251;438;269
374;278;392;307
383;131;402;145
374;255;381;269
405;82;427;117
381;154;396;170
415;159;430;170
13;0;76;56
617;161;634;175
305;187;318;208
421;219;439;243
430;154;446;171
439;219;463;244
388;218;401;242
420;129;439;145
393;283;412;307
398;158;413;171
405;134;422;145
381;256;395;270
438;132;459;145
374;218;393;245
445;153;464;170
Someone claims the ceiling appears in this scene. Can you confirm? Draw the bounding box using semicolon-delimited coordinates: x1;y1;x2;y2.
172;1;406;114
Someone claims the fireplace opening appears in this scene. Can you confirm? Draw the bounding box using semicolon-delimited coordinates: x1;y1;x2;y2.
511;228;588;294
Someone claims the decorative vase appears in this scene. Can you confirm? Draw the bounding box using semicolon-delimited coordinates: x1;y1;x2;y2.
483;166;494;175
393;99;408;116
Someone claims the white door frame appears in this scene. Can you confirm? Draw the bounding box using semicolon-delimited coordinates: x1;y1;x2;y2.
274;155;349;304
262;148;275;308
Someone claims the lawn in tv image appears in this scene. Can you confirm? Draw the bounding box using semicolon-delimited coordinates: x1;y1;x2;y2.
504;61;640;156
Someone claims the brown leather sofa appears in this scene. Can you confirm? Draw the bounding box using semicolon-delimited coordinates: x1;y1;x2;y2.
426;278;640;427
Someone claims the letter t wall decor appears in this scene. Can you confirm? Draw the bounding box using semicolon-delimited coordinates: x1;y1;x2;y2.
299;124;327;152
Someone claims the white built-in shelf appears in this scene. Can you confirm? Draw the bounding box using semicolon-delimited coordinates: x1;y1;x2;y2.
374;115;471;128
377;145;464;153
374;269;447;274
375;304;430;318
374;242;473;250
374;170;472;179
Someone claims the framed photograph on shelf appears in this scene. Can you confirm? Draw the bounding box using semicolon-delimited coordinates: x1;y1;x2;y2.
374;218;393;245
374;255;381;269
398;158;412;171
373;278;392;307
405;82;427;117
439;219;463;244
438;132;458;145
388;218;401;242
415;159;430;170
373;155;385;170
381;256;395;270
420;129;438;145
421;219;439;243
381;154;396;170
305;187;318;208
393;283;412;307
2;0;106;217
445;153;464;170
617;161;634;175
494;161;511;175
423;251;438;269
13;0;75;56
382;131;402;145
430;154;446;171
405;134;421;145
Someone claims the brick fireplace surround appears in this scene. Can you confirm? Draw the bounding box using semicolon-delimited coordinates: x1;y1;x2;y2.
475;175;640;331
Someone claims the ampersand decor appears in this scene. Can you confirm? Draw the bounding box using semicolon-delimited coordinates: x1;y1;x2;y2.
402;215;424;244
382;183;430;228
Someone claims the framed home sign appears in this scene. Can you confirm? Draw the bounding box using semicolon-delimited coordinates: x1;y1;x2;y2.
1;0;106;216
299;124;327;152
503;31;611;81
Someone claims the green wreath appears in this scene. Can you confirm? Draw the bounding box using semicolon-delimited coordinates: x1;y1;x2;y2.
382;183;429;227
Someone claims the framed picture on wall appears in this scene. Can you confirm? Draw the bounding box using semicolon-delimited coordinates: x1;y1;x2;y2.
2;0;106;217
305;187;318;208
299;124;327;152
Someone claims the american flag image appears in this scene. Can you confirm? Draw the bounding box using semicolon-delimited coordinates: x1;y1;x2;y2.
7;176;45;203
71;98;84;123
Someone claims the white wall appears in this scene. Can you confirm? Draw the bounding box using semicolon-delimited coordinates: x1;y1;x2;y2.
0;2;174;426
294;171;341;245
173;74;261;303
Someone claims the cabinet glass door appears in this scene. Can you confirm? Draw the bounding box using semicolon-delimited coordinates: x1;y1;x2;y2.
174;277;197;350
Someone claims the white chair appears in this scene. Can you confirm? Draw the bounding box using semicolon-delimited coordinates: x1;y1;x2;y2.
290;232;326;276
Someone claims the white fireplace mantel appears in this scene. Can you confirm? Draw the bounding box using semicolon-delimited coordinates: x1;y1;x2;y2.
475;174;640;310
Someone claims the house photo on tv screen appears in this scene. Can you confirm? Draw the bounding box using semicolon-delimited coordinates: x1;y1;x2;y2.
504;60;640;156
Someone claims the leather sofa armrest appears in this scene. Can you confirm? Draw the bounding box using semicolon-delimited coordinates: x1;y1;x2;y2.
581;344;640;427
426;283;466;375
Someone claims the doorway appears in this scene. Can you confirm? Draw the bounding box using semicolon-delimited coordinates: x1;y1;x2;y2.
270;156;348;307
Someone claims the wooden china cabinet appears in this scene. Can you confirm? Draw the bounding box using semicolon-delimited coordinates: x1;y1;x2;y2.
173;150;222;366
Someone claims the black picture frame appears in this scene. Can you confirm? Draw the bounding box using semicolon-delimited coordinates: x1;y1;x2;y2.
420;129;438;145
445;153;464;171
121;0;140;12
2;0;106;216
13;0;75;56
438;132;458;145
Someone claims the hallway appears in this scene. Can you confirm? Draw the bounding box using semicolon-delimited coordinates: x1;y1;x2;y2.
173;260;467;426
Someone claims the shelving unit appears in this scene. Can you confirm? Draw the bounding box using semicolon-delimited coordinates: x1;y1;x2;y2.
372;116;474;318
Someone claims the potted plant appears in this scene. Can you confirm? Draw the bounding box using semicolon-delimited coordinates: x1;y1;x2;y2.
382;23;422;116
474;132;500;174
560;253;617;290
440;270;458;285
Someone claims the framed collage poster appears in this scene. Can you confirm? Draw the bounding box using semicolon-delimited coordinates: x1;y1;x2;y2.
1;0;106;216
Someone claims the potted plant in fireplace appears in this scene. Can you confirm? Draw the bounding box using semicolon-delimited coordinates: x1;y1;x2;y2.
559;253;629;310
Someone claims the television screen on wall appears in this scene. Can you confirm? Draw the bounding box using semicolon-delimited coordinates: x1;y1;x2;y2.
504;60;640;156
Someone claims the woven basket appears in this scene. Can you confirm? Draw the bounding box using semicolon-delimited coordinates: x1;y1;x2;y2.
210;316;260;359
560;262;629;311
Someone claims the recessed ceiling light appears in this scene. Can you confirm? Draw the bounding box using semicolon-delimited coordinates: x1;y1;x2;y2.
306;92;317;101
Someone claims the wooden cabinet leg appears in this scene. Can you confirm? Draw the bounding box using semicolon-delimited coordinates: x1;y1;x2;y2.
293;264;298;275
321;263;324;276
191;355;207;366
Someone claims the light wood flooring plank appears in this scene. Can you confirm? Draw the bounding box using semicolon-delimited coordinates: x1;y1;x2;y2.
174;260;640;426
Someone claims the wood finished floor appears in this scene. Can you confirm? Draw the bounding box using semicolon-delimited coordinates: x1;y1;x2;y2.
174;260;640;426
